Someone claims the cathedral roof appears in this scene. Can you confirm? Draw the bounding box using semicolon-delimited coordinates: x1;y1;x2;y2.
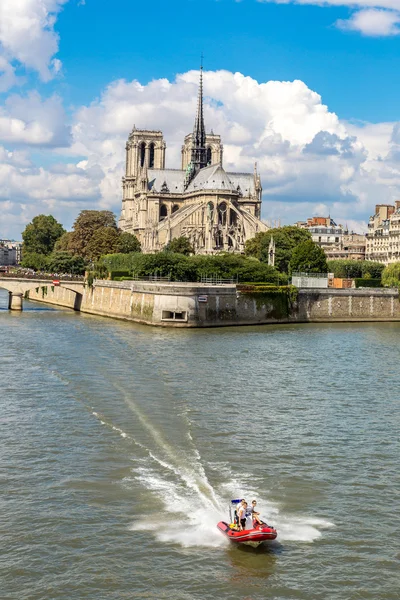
185;164;237;193
147;169;186;194
227;173;256;196
147;165;256;196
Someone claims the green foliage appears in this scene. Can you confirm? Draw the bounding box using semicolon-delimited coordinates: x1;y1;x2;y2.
289;240;328;274
22;214;65;255
237;284;298;318
85;227;120;260
86;272;94;288
354;278;382;288
47;251;86;275
109;270;132;280
21;251;50;271
245;226;312;273
381;262;400;288
327;260;385;279
68;210;118;258
99;252;284;283
165;236;194;256
54;231;73;252
116;232;141;254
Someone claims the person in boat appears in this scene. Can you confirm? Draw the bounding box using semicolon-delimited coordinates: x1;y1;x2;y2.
237;501;248;530
249;500;263;526
234;499;245;527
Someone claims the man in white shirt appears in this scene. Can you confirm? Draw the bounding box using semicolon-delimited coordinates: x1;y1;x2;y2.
237;501;248;530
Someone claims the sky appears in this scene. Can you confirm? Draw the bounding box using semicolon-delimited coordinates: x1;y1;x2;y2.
1;0;400;239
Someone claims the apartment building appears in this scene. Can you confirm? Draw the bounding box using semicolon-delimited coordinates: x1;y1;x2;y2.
366;203;400;264
296;217;366;261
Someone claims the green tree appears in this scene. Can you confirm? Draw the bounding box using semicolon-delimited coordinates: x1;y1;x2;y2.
361;261;385;279
22;215;65;255
382;262;400;287
47;251;86;275
327;260;385;279
116;232;141;254
20;251;50;271
69;210;117;258
98;252;285;283
289;240;328;274
165;236;194;255
85;227;120;260
245;226;312;273
54;231;73;252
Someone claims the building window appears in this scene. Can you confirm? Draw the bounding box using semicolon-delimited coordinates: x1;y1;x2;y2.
207;146;212;165
159;204;168;220
149;143;155;168
218;202;227;226
140;142;146;167
172;204;179;214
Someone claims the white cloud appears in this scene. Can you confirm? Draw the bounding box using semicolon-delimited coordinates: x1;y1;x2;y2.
67;70;400;231
2;69;400;239
258;1;400;36
336;8;400;35
259;1;400;10
0;92;71;146
0;0;69;87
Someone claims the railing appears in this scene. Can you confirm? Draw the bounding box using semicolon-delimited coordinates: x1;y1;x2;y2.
291;272;329;279
130;273;171;282
200;274;237;285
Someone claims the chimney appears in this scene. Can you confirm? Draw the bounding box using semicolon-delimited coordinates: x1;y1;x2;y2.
395;201;400;210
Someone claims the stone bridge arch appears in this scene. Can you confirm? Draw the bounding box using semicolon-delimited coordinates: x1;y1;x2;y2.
0;278;85;311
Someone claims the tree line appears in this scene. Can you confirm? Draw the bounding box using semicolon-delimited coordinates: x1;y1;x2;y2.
21;210;400;288
21;211;140;274
20;213;331;280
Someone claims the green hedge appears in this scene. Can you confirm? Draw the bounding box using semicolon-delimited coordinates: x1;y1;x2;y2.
113;276;134;281
109;270;132;280
327;260;385;279
354;278;382;288
99;252;286;284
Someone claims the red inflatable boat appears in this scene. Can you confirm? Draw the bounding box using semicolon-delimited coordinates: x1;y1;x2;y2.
217;499;277;547
217;520;277;547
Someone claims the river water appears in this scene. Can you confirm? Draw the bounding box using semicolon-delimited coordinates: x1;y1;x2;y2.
0;289;399;599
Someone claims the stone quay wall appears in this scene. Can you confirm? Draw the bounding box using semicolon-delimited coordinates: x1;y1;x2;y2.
25;280;400;327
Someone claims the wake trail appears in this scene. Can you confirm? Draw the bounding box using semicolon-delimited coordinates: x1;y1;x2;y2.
113;381;221;511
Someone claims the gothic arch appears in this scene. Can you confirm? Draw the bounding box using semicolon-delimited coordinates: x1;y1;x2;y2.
218;202;227;226
149;143;155;168
159;204;168;220
172;204;180;214
206;146;212;165
140;142;146;167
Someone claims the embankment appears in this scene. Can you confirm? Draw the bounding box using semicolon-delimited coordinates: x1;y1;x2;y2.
26;281;400;327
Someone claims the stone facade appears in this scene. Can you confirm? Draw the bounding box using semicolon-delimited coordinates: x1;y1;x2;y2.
366;202;400;264
119;70;267;253
295;217;366;261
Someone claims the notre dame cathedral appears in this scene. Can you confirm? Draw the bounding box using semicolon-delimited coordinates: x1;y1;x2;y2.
119;68;268;253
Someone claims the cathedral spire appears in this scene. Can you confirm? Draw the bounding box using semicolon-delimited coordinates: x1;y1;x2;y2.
191;62;207;173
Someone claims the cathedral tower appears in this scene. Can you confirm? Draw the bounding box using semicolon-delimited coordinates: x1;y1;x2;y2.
125;128;166;180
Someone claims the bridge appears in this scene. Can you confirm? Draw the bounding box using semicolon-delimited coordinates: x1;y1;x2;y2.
0;277;85;310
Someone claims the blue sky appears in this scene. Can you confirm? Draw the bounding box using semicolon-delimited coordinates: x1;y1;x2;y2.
1;0;400;238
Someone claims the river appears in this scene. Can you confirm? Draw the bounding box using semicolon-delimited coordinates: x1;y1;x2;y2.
0;288;399;599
